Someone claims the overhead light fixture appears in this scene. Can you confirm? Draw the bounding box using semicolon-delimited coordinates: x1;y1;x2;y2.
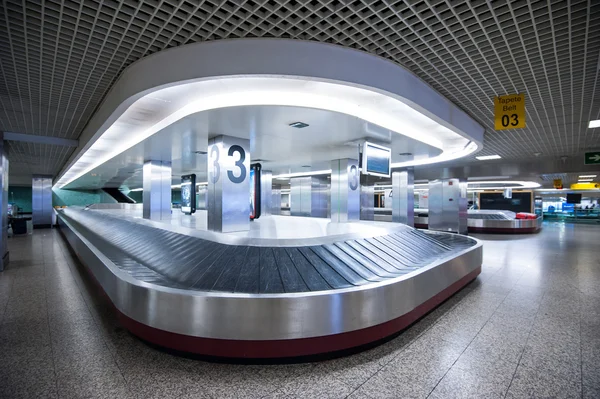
589;120;600;128
272;169;331;178
467;176;510;181
579;175;597;178
289;122;309;128
475;155;502;160
578;179;594;182
54;76;480;189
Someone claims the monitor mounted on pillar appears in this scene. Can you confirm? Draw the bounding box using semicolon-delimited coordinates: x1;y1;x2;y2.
362;142;391;177
181;174;196;215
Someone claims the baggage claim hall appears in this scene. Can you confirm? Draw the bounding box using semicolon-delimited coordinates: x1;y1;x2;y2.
0;1;599;398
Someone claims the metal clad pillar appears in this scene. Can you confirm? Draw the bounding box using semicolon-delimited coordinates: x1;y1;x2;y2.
290;177;309;217
392;170;414;226
360;185;374;221
271;184;281;215
32;175;53;228
331;159;360;222
260;170;273;217
142;160;172;220
207;135;250;233
0;133;8;271
429;178;467;234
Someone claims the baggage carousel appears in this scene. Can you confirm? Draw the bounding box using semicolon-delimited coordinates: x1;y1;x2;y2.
377;209;542;234
57;207;482;359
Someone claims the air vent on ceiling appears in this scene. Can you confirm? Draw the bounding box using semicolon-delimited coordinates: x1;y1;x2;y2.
289;122;309;128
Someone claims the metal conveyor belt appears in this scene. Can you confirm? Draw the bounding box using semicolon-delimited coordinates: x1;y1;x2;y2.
59;208;476;294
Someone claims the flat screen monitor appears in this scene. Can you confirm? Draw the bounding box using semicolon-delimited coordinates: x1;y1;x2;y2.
363;142;391;177
181;174;196;214
566;193;582;204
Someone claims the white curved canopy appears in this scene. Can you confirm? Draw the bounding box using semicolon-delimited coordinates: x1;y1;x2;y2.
55;39;484;189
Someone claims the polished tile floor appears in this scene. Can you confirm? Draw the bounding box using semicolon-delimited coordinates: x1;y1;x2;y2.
0;222;599;398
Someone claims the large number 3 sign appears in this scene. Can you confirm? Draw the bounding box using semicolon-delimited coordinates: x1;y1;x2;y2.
209;145;247;184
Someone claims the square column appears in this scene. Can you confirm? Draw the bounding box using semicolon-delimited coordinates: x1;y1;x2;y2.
142;160;172;220
360;185;374;221
428;178;467;234
260;169;272;217
0;133;8;271
207;135;250;233
32;175;53;228
290;176;328;218
392;170;414;226
331;159;360;222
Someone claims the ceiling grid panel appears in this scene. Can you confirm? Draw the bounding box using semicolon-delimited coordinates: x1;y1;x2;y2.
0;0;599;183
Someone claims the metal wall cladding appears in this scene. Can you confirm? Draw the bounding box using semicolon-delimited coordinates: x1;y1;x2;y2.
392;170;414;226
260;170;272;217
142;160;172;220
32;175;52;226
196;185;207;210
360;185;374;221
429;178;467;234
331;159;360;222
207;135;250;233
290;176;329;218
271;185;282;215
0;136;7;269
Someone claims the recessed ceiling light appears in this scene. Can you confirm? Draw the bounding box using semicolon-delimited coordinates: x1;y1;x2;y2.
533;152;542;157
589;120;600;128
475;155;502;160
289;122;309;128
578;179;594;182
579;175;597;178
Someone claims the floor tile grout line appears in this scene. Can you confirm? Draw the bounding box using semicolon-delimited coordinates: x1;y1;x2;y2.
42;233;62;399
579;287;584;399
342;280;484;399
54;229;134;393
502;285;548;399
424;286;511;398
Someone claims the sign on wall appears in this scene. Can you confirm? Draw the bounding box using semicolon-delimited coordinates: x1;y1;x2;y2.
584;152;600;165
494;93;525;130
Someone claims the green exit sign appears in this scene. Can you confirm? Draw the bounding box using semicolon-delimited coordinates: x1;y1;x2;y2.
584;152;600;165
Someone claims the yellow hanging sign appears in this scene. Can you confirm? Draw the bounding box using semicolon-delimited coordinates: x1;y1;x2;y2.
494;93;526;130
570;182;600;190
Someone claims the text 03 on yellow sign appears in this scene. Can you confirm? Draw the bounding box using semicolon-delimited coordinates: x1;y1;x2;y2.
494;93;525;130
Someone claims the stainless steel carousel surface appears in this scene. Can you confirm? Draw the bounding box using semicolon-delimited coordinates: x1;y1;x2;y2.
56;207;482;359
376;209;542;234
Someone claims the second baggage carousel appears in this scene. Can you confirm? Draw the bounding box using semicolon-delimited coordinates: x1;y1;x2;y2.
57;206;482;359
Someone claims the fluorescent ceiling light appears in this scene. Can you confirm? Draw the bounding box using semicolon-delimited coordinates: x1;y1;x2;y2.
272;169;331;179
128;181;208;192
578;179;593;182
54;77;479;189
579;175;597;178
589;120;600;128
467;176;510;181
475;155;502;160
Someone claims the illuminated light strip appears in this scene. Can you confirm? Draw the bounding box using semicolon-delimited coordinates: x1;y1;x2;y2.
128;181;208;192
55;77;476;189
272;169;332;179
374;181;540;189
391;141;478;168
